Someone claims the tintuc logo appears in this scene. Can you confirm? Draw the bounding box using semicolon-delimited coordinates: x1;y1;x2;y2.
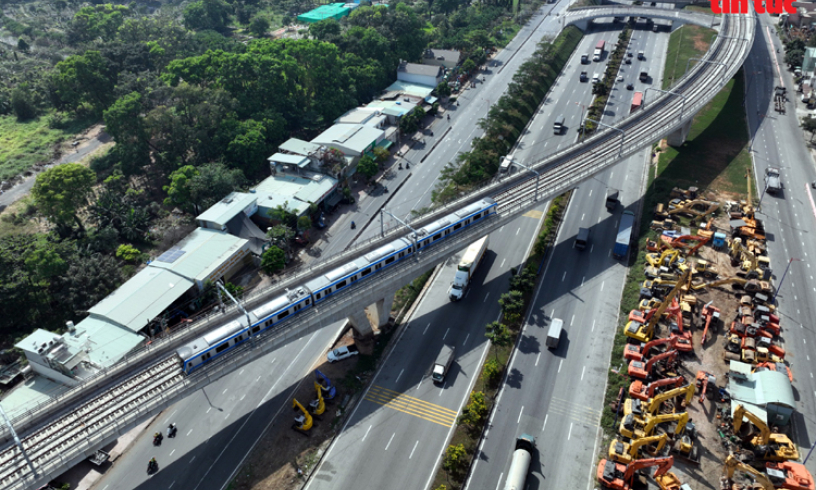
710;0;796;14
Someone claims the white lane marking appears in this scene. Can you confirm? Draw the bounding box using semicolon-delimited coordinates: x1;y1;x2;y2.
581;213;585;221
410;440;419;459
589;189;593;197
222;389;228;395
206;407;211;414
187;429;193;436
581;366;586;381
568;422;574;440
608;250;611;258
463;334;470;345
590;244;594;253
424;323;431;335
385;432;396;450
592;319;596;332
543;413;549;432
571;315;575;326
239;369;245;375
516;227;521;235
804;339;807;344
443;328;450;340
562;271;567;282
610;171;614;178
601;281;605;291
518;406;524;423
496;474;504;490
558;360;563;373
362;425;372;442
190;456;196;464
484;292;490;303
170;410;178;419
240;394;246;401
581;276;585;287
256;376;261;382
501;258;506;268
396;369;404;383
170;449;176;457
439;382;446;396
225;413;230;419
536;353;541;366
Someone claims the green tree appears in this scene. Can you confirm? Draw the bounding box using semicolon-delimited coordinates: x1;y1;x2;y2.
357;155;379;182
372;146;390;165
116;244;142;263
461;58;477;73
261;245;286;274
266;224;295;256
164;166;200;212
225;119;270;177
189;162;246;211
50;51;114;114
485;321;512;360
498;290;525;323
249;16;270;37
786;49;804;68
24;243;68;283
442;444;467;475
802;115;816;142
184;0;232;32
268;201;297;227
11;84;36;121
17;37;29;52
310;19;341;41
435;81;451;98
297;215;312;232
483;358;502;386
509;266;536;293
32;163;96;232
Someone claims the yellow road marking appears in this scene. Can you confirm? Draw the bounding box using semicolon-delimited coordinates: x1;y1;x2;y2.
364;385;458;427
523;210;545;219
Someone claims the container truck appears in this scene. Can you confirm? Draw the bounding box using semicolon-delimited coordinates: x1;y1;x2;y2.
448;236;489;300
593;40;605;61
613;210;635;259
503;434;536;490
630;92;643;113
432;345;455;383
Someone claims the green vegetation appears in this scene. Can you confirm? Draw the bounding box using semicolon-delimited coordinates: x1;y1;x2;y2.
663;24;716;89
433;27;583;204
0;115;91;181
599;73;751;438
583;28;630;135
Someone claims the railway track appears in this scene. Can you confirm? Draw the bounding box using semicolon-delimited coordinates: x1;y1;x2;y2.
0;12;754;490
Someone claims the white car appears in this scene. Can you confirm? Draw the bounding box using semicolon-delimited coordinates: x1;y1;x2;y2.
327;345;359;363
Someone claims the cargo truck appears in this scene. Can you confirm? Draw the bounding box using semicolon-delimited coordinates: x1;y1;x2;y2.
546;318;563;349
432;345;455;383
593;40;605;61
630;92;643;113
575;228;590;250
448;236;489;300
606;190;619;211
503;434;536;490
613;210;635;259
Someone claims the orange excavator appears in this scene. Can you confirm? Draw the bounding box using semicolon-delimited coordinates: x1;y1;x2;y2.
665;298;692;352
597;456;674;490
628;349;678;379
629;376;685;401
624;337;679;362
660;234;710;255
766;461;816;490
700;301;721;347
695;371;714;403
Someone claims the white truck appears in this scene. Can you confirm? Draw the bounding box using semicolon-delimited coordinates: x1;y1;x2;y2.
503;434;536;490
432;344;456;383
765;167;781;194
546;318;563;349
448;236;489;301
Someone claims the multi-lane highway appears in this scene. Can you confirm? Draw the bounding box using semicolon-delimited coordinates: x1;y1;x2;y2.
743;10;816;477
466;15;672;490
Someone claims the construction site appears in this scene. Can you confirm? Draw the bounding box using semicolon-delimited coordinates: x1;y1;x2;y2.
597;188;815;490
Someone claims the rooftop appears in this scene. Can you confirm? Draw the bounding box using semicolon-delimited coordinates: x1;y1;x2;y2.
422;48;461;63
367;99;418;117
149;228;249;284
381;80;435;100
254;173;338;213
311;124;383;154
398;61;443;78
196;192;257;228
268;153;311;168
336;107;382;125
279;138;321;157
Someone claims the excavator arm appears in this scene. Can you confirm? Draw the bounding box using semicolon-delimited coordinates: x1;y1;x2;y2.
644;349;678;373
645;270;691;335
724;454;775;490
292;399;313;431
624;456;675;481
630;433;669;456
645;384;695;414
642;412;689;438
733;404;770;445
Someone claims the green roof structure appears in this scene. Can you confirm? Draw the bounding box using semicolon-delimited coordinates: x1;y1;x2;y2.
297;3;351;23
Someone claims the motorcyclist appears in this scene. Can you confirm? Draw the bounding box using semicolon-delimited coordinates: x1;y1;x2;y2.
398;163;402;170
168;423;176;438
154;432;163;445
351;221;356;229
148;458;158;473
406;162;410;169
447;114;450;121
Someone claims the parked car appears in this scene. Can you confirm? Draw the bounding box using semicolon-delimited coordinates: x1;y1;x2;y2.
327;345;360;363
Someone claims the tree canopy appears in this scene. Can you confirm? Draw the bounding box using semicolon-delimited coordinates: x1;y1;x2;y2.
32;163;96;231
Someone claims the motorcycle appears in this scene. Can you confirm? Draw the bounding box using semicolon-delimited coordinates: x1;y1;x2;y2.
153;433;163;446
167;424;177;438
406;162;410;169
147;460;159;475
398;163;403;170
351;221;356;230
447;114;450;121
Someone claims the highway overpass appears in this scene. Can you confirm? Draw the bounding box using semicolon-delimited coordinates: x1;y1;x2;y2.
0;9;755;489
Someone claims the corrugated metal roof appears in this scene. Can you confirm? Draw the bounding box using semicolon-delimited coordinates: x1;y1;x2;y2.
295;176;336;204
279;138;321;156
196;192;257;228
255;192;311;215
383;80;435;99
268;153;310;167
67;317;144;367
88;267;194;332
150;228;249;283
311;124;383;155
753;370;794;407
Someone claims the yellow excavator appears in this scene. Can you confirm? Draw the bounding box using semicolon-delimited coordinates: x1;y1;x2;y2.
733;404;799;461
292;399;313;433
608;433;669;464
309;381;325;415
724;454;774;490
619;411;689;440
626;270;691;343
702;276;773;294
623;384;695;425
645;249;684;268
667;199;719;218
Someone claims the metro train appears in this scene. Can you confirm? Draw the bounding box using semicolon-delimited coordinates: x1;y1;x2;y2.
176;198;498;373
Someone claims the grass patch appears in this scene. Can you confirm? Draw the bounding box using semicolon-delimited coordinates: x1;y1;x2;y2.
0;113;95;182
663;24;717;89
430;193;570;490
599;71;751;439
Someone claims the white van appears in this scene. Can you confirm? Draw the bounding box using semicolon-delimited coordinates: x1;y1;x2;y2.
546;318;563;349
592;73;600;84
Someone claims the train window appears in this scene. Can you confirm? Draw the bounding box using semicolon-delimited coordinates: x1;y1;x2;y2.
235;335;242;342
277;310;290;321
351;275;357;281
215;343;229;353
375;263;382;270
474;212;482;219
252;326;260;333
385;256;395;265
445;229;450;235
337;279;347;288
316;292;322;300
306;299;310;305
296;304;301;311
408;247;413;253
203;353;211;360
433;233;442;241
362;268;372;276
453;223;462;231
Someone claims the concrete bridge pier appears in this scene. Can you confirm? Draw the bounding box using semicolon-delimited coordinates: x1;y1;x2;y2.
347;287;398;338
666;118;693;147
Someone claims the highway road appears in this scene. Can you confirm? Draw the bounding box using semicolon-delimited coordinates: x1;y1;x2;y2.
466;16;672;490
743;10;816;477
304;203;548;490
88;5;569;490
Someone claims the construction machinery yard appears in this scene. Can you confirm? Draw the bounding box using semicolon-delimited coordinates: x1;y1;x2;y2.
598;189;815;490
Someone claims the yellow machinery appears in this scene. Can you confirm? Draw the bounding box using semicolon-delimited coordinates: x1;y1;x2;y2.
292;399;313;433
702;277;773;294
667;199;719;218
619;411;689;440
646;249;683;268
733;404;799;461
655;472;684;490
724;454;774;490
626;270;691;343
623;384;695;424
309;381;325;415
608;433;669;464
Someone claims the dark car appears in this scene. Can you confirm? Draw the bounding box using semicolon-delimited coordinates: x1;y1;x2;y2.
625;58;632;64
628;52;634;57
626;83;634;90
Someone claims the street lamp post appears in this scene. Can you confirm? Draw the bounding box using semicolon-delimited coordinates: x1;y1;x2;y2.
757;178;770;211
586;117;626;157
503;156;540;201
772;257;802;304
575;102;587;142
644;87;686;121
804;438;816;465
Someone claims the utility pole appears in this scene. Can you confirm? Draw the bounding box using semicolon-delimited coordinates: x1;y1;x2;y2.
216;280;252;328
772;258;801;304
0;405;38;479
502;155;540;201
